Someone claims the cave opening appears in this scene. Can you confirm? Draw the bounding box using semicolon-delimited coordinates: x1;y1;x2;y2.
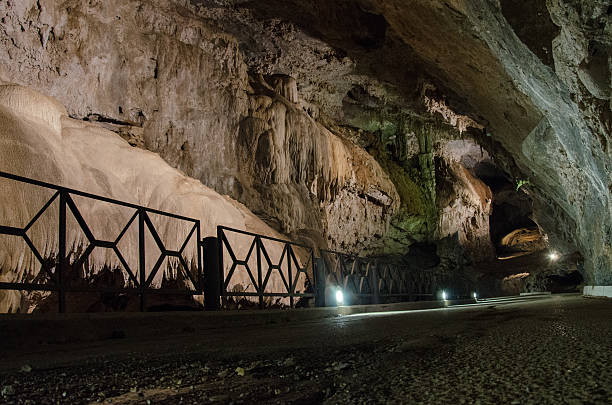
472;161;545;259
471;159;584;295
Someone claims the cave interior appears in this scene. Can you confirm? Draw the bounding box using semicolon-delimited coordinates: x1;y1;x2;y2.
0;0;611;312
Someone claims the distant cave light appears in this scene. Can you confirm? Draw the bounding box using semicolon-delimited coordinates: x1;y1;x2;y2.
336;289;344;305
548;251;559;261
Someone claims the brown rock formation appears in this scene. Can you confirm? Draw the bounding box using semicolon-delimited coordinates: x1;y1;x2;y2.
0;0;610;290
0;85;300;312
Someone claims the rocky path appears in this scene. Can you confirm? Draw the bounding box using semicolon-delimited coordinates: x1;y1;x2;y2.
1;295;610;404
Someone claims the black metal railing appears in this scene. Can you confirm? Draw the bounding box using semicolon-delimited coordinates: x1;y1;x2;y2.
320;249;435;304
0;171;202;312
217;225;315;307
1;172;452;313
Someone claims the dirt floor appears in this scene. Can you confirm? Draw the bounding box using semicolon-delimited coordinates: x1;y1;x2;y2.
0;295;610;404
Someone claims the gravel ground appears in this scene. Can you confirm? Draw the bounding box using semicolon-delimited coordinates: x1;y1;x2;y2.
0;296;610;404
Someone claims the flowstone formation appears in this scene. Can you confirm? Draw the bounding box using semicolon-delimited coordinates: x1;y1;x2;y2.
0;85;301;312
0;0;610;296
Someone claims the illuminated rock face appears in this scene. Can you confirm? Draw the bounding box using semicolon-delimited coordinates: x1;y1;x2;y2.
435;143;495;263
235;74;400;253
0;0;401;257
0;85;300;312
0;0;610;286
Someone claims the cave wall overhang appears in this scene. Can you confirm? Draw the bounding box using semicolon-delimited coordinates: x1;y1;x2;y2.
0;0;610;283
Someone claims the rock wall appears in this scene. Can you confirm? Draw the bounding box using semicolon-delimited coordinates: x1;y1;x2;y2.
0;0;249;195
365;0;611;284
0;0;401;257
0;85;297;312
235;74;399;253
2;0;609;285
435;140;495;263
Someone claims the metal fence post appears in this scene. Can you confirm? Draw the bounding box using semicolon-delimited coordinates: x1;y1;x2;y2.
217;227;225;304
314;256;326;307
372;260;380;305
58;191;67;313
196;221;202;292
202;236;221;310
256;236;263;308
138;209;146;312
286;244;293;307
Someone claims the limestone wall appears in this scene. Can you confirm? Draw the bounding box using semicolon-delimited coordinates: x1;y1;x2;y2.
0;0;402;257
0;85;295;312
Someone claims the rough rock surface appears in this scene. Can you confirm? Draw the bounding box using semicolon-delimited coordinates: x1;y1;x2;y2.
390;0;612;284
217;0;611;283
499;228;547;257
236;74;399;253
0;0;610;285
0;0;405;257
0;85;301;312
435;140;495;262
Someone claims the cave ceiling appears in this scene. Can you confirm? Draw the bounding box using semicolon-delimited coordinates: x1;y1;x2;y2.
193;0;542;149
186;0;611;283
0;0;609;285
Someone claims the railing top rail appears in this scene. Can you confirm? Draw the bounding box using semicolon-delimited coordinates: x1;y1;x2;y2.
217;225;313;250
0;170;199;223
320;249;438;273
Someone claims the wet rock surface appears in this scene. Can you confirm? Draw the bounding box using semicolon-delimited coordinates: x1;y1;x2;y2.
0;296;610;404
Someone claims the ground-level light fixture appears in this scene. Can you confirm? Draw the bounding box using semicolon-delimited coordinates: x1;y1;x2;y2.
548;251;559;261
335;288;344;305
441;290;447;301
473;292;478;300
